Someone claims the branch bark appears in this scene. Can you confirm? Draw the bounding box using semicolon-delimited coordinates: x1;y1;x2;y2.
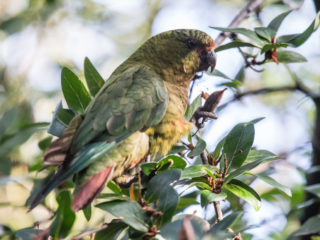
214;0;264;47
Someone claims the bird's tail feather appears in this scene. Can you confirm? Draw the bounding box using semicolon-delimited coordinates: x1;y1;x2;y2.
29;141;117;210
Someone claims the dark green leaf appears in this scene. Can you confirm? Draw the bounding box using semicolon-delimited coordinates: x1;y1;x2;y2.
210;211;243;235
145;169;181;226
218;79;242;89
95;221;128;240
254;27;275;42
47;102;75;137
61;67;91;113
84;57;105;97
254;174;291;197
141;162;157;176
268;11;292;32
176;197;199;211
277;12;320;46
98;193;130;201
200;190;227;207
182;165;218;179
221;121;255;172
50;191;76;238
188;138;206;158
15;228;43;240
277;50;307;63
245;149;278;163
38;136;52;151
83;204;92;222
224;179;261;211
107;181;122;194
208;69;232;80
235;67;245;83
305;184;320;198
261;43;288;53
213;137;226;161
157;155;187;170
210;27;265;45
96;200;149;232
225;154;276;183
0;122;48;156
185;94;202;121
215;41;258;52
292;215;320;237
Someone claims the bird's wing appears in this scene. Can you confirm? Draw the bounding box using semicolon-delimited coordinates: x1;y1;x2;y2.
71;64;169;153
29;65;168;210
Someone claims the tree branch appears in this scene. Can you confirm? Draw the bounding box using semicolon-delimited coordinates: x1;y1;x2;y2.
214;0;264;47
213;201;223;222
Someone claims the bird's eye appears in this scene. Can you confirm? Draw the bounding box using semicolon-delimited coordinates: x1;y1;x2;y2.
186;39;197;49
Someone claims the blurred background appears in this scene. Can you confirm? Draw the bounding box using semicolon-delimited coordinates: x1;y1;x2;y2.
0;0;319;239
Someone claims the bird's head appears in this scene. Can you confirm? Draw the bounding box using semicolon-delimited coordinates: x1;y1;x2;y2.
127;29;216;82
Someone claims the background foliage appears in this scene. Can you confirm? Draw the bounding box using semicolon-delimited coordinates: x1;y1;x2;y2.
0;0;320;239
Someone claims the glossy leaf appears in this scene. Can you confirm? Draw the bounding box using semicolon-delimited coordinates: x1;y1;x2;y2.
94;221;128;240
221;121;255;172
83;205;92;222
145;169;181;226
254;174;291;197
15;228;43;240
224;179;261;211
47;101;75;137
96;200;149;232
210;27;265;45
277;12;320;46
261;43;288;53
61;67;91;113
140;162;157;176
213;137;226;161
157;155;187;170
176;197;199;211
277;50;307;63
305;184;320;198
50;191;76;238
84;57;105;97
292;215;320;237
268;11;292;32
200;190;227;207
215;41;258;52
182;165;218;179
245;149;278;163
209;211;243;235
185;94;202;121
209;69;232;80
187;138;206;158
254;27;275;42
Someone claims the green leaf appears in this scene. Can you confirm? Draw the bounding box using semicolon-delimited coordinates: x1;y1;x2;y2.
140;162;157;176
221;121;255;172
254;174;291;197
169;145;187;155
261;43;288;54
84;57;105;97
200;190;227;207
96;200;149;232
268;11;292;32
61;67;91;113
0;122;48;156
245;149;278;163
305;184;320;198
210;27;265;45
38;136;52;151
292;215;320;237
213;137;226;161
277;11;320;46
182;165;218;179
83;204;92;222
176;197;199;211
209;211;243;235
107;181;122;194
277;50;307;63
50;191;76;238
254;27;275;42
15;228;43;240
185;94;202;121
47;101;75;137
94;220;128;240
157;155;187;170
208;69;232;80
224;179;261;211
218;79;242;89
145;169;181;226
225;154;276;183
215;41;258;52
187;138;206;158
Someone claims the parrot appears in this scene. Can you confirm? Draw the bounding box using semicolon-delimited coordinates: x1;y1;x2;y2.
29;29;216;212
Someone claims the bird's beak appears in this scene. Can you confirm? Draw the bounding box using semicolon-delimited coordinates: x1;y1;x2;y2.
207;51;216;73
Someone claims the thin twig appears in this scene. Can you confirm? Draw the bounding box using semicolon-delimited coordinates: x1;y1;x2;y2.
213;201;223;222
214;0;264;47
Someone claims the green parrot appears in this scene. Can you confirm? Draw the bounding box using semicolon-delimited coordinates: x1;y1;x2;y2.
29;29;216;211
